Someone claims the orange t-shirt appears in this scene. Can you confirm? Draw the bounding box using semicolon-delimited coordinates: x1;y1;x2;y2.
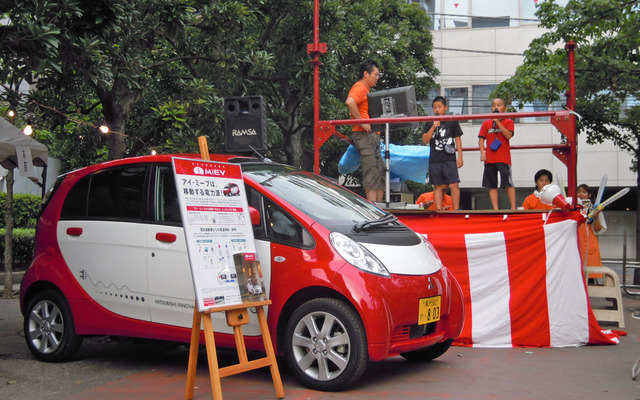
522;193;553;210
347;81;370;132
415;192;453;210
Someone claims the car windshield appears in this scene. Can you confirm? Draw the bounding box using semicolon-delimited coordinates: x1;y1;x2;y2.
241;163;386;230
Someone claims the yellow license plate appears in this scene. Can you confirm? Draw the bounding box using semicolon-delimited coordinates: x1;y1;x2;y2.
418;296;441;325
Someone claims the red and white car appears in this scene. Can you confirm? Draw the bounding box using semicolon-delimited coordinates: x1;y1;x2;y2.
20;154;464;391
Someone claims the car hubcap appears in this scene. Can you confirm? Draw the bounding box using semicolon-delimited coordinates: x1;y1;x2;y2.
28;300;64;354
291;311;350;381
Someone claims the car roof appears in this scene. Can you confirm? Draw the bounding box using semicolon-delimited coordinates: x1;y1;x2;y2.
63;153;258;177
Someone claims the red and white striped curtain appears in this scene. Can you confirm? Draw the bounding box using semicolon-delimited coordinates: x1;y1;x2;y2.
398;211;619;347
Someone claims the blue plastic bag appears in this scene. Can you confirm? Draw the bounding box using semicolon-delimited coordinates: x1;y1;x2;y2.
338;142;430;183
383;143;430;183
338;144;361;174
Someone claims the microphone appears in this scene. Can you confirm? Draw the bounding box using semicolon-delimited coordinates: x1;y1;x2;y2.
492;109;498;130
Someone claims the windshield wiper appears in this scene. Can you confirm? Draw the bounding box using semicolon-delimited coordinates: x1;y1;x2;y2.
353;213;397;232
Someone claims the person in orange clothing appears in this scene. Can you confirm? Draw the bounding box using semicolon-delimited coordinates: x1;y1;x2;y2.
522;169;554;210
577;184;607;273
415;191;453;211
345;59;384;202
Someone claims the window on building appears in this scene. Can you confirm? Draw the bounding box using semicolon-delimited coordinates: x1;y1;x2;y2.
414;0;442;30
471;1;518;28
523;0;569;22
417;0;572;30
443;0;469;28
621;95;639;119
418;87;441;114
444;87;469;115
471;85;496;124
516;100;549;122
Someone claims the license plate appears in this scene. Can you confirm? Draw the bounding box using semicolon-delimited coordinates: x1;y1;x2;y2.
418;295;441;325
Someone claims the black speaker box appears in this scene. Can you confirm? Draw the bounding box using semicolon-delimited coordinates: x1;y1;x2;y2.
224;96;267;152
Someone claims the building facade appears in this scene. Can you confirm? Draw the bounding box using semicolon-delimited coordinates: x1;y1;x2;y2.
412;0;636;258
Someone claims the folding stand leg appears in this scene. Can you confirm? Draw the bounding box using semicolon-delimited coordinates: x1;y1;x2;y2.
184;301;283;399
185;308;201;400
257;305;284;398
202;313;224;400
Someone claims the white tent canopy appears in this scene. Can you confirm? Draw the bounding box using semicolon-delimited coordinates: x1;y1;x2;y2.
0;116;48;169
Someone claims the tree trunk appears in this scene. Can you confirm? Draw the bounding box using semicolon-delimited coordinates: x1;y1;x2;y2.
283;97;304;168
634;168;640;285
98;82;141;160
106;116;127;160
3;169;14;298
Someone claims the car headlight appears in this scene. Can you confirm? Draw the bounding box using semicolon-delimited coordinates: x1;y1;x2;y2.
417;233;444;270
329;232;390;277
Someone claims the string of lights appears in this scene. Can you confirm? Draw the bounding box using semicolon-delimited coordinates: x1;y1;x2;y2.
0;83;142;143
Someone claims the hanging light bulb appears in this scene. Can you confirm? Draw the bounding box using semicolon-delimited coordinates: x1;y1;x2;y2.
7;109;16;125
23;121;33;136
99;125;109;134
151;148;157;155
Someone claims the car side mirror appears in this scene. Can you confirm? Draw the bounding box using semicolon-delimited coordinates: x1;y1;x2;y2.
248;206;261;225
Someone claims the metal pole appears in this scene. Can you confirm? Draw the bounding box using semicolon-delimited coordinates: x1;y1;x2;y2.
565;40;578;202
384;123;390;204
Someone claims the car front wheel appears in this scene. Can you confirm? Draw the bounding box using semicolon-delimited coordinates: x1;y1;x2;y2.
284;298;368;391
24;289;83;362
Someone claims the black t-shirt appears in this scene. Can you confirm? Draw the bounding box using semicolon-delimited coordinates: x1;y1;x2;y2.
423;120;463;163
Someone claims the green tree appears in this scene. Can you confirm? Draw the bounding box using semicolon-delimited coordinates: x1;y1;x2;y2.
235;0;437;174
2;0;436;175
492;0;640;256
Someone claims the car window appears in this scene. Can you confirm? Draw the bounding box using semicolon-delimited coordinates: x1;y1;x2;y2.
154;166;181;224
246;185;266;240
86;166;147;220
60;177;90;219
264;198;313;247
241;163;385;231
61;166;148;221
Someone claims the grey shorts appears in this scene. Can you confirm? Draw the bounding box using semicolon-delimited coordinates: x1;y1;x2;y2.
352;131;385;192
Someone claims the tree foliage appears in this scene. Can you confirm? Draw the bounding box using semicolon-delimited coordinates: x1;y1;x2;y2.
494;0;640;167
493;0;640;255
2;0;436;175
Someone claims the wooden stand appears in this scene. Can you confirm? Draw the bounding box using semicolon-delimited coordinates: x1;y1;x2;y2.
184;300;284;400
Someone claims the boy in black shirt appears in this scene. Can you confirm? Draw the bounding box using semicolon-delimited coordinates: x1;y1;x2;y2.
422;96;464;210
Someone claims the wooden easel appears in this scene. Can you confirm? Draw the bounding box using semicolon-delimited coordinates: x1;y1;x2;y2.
184;137;284;399
184;300;284;400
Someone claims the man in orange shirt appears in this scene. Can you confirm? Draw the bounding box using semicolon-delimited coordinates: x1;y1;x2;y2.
345;59;384;202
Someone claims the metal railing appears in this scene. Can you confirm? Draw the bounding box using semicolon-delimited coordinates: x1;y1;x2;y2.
603;231;640;296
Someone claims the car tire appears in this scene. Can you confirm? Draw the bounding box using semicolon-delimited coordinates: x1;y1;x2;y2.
24;289;83;362
284;298;368;391
400;338;453;362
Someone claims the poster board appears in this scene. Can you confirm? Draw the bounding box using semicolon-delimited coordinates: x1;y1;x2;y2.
172;157;267;312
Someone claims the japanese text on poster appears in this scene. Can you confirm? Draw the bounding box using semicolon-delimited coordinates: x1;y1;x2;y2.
172;157;266;311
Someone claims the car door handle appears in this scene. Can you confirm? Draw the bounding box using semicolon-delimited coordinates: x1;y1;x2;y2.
66;227;83;236
155;233;177;243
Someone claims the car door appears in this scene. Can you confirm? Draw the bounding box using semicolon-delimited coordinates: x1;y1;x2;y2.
57;165;151;321
146;165;270;336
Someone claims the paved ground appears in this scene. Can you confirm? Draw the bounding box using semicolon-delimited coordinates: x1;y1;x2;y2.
1;286;640;400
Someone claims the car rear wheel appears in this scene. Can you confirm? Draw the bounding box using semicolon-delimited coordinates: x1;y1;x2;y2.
24;289;83;362
284;298;368;391
400;338;453;362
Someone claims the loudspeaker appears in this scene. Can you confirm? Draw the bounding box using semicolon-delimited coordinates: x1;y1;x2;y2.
224;96;267;152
